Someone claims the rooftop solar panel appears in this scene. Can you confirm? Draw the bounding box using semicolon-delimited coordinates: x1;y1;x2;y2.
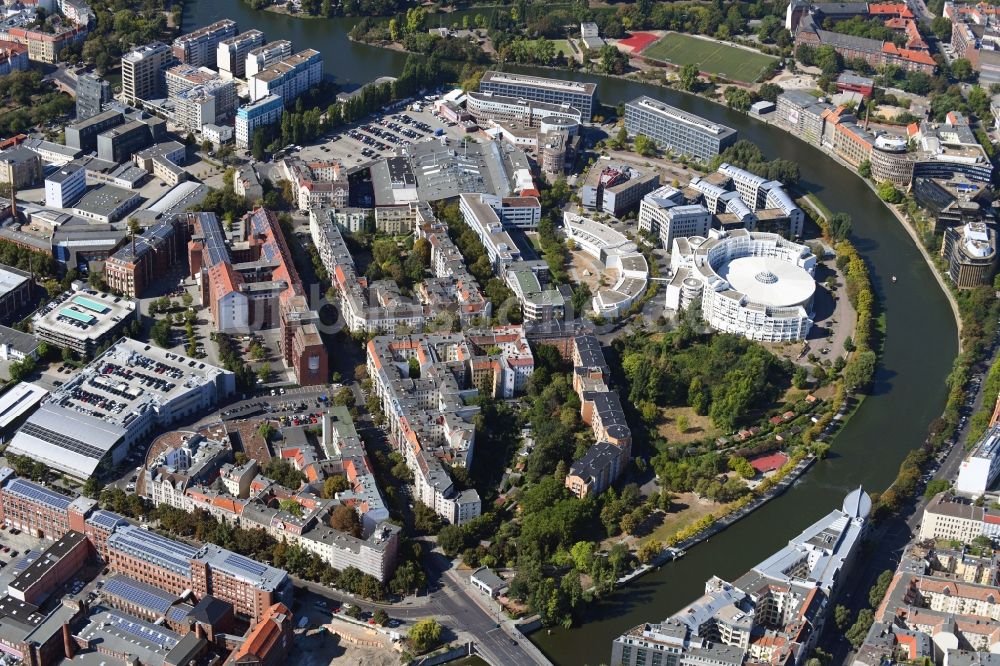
106;611;179;649
5;478;73;511
107;526;197;576
103;575;176;615
223;552;268;577
18;422;107;460
87;510;125;530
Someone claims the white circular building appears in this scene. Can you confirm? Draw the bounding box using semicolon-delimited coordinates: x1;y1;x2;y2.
666;229;817;342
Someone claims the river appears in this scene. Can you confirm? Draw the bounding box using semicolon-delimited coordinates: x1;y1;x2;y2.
181;5;960;664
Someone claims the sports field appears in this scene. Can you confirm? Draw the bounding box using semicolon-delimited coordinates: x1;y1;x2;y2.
642;32;777;83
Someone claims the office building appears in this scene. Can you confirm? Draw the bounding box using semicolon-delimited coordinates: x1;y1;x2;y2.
172;20;237;68
639;186;711;250
580;164;660;217
75;73;111;121
8;531;91;605
244;40;292;79
133;141;187;186
611;489;871;666
96;117;164;164
64;109;124;153
479;70;596;120
0;147;41;188
217;29;264;79
235;94;283;149
624;96;738;161
563;213;649;318
71;185;142;224
248;49;322;105
0;264;33;324
956;426;1000;496
6;339;234;480
30;289;136;355
104;215;188;297
121;42;172;105
465;90;583;127
44;160;86;208
942;222;998;289
667;230;817;342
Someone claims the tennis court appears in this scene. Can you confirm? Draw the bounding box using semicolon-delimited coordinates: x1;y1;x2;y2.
643;32;777;83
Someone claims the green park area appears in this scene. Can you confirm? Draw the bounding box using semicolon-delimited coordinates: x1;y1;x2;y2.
643;32;777;83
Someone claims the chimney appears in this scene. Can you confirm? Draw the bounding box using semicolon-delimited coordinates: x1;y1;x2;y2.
62;624;74;659
194;622;204;639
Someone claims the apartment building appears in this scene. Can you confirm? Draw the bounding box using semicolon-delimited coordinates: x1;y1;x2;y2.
235;94;283;149
638;186;712;249
248;49;322;105
244;40;292;79
172;20;237;68
121;42;172;105
217;29;264;79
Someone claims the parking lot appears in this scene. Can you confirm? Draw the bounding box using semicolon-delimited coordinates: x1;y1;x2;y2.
292;102;471;173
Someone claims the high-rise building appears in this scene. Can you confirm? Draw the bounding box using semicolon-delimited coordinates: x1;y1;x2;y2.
75;73;110;120
121;42;172;105
217;29;264;79
244;40;292;80
171;19;237;68
479;70;596;121
235;94;283;149
624;96;738;161
248;49;322;104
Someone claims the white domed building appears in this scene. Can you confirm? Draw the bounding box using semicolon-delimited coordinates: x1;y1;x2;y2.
666;229;817;342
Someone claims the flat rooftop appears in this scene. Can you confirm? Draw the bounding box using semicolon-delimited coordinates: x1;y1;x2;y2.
0;263;30;293
72;185;140;218
481;70;596;96
32;289;135;344
628;96;738;138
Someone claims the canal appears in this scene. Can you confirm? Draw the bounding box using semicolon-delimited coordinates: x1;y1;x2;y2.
182;5;960;664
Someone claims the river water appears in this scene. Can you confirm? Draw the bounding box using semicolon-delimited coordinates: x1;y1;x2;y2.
182;5;960;664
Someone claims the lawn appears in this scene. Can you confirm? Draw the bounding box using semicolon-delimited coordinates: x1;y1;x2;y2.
643;32;777;83
551;39;575;58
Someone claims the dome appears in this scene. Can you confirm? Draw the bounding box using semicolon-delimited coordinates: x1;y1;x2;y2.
842;487;872;520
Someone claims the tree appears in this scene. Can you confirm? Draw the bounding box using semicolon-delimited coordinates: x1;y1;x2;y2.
951;58;975;82
728;455;756;479
323;474;350;498
834;604;852;631
846;608;875;647
257;362;270;383
182;292;193;307
334;386;355;407
757;82;783;103
679;63;700;91
857;159;871;179
408;618;442;653
257;422;276;441
408;356;421;378
724;87;753;112
828;212;853;241
844;350;877;391
330;503;362;537
373;609;389;626
636;540;663;564
924;478;950;499
877;180;903;204
931;16;952;42
83;477;103;498
633;134;656;157
150;319;172;348
869;569;894;607
437;524;467;557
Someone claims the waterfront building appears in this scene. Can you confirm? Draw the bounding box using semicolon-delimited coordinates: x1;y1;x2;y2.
624;96;738;161
217;29;264;79
479;70;596;120
466;91;583;127
244;40;292;79
171;20;237;68
667;230;817;342
956;426;1000;496
611;489;872;666
870;134;916;187
942;222;998;288
920;492;1000;542
248;49;322;105
775;90;834;147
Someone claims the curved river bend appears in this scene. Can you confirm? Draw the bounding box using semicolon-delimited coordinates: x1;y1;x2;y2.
181;4;959;663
